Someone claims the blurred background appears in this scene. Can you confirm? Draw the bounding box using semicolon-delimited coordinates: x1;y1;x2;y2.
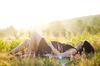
0;0;100;66
0;0;100;39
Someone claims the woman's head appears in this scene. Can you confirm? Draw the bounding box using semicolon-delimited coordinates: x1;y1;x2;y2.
76;40;95;55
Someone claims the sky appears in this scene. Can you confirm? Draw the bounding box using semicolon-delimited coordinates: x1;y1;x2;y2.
0;0;100;29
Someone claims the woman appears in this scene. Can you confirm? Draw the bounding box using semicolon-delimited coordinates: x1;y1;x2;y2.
8;31;95;58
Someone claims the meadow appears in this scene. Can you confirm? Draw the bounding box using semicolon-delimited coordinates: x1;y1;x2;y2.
0;32;100;66
0;15;100;66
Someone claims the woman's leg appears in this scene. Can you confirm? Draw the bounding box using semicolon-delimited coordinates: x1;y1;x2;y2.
9;39;29;55
21;31;44;58
27;31;44;54
9;31;44;56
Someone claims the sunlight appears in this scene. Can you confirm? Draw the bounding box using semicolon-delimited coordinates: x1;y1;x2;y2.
0;0;100;29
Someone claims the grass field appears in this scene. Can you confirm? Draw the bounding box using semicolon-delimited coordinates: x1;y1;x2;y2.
0;32;100;66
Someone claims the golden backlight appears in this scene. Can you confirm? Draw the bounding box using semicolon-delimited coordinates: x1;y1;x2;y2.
0;0;100;29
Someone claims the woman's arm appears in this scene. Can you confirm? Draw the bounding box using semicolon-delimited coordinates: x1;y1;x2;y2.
48;42;60;55
48;42;77;56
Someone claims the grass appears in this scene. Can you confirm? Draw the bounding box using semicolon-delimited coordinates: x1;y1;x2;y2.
0;32;100;66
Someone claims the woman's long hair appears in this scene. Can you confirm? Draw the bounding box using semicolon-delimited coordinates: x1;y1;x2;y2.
76;40;95;55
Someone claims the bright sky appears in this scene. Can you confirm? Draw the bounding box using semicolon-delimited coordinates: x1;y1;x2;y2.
0;0;100;29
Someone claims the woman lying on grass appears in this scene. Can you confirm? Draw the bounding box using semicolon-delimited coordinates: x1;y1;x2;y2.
8;31;95;59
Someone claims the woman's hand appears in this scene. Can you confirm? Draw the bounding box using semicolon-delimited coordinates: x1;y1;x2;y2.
47;42;60;55
47;42;54;48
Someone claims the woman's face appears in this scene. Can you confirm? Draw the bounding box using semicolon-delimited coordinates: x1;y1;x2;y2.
76;41;84;50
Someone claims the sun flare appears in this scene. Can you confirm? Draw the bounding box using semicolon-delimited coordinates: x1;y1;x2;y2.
0;0;100;29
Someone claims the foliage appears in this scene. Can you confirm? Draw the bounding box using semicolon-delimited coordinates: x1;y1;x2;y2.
0;14;100;66
43;15;100;37
0;32;100;66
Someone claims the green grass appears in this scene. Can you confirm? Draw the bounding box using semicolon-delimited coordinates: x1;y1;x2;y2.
0;32;100;66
